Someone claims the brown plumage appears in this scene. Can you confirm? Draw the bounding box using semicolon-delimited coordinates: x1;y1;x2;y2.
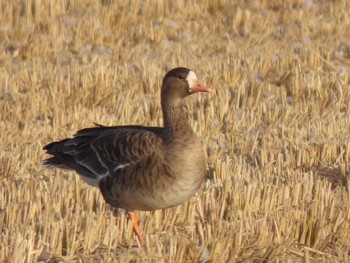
43;67;210;245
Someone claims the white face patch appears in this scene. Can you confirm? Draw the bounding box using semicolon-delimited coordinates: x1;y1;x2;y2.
186;71;198;90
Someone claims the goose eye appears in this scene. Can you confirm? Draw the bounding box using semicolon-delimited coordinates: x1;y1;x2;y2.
177;75;185;80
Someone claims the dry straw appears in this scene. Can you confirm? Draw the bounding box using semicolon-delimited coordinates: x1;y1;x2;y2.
1;0;350;262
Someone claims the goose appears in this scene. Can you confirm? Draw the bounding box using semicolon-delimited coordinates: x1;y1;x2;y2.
43;67;210;245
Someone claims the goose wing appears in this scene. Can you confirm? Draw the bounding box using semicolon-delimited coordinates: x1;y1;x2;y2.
43;124;164;186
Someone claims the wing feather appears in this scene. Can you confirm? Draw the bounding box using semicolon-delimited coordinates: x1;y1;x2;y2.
89;128;163;173
43;124;164;186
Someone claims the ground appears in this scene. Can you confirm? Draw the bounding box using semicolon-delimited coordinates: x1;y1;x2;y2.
0;0;350;262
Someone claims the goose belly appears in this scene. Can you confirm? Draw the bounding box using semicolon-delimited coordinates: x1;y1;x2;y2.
122;174;202;211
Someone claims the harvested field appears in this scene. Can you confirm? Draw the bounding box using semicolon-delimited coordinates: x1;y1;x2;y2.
1;0;350;262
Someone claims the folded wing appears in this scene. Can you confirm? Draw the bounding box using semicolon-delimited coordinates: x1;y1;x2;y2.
43;124;164;187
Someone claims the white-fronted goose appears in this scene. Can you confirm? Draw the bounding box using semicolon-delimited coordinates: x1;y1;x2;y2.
43;67;210;245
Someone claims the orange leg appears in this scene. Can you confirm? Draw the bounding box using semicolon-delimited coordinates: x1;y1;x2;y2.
127;212;145;245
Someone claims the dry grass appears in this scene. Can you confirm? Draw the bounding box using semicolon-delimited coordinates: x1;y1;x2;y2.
1;0;350;262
